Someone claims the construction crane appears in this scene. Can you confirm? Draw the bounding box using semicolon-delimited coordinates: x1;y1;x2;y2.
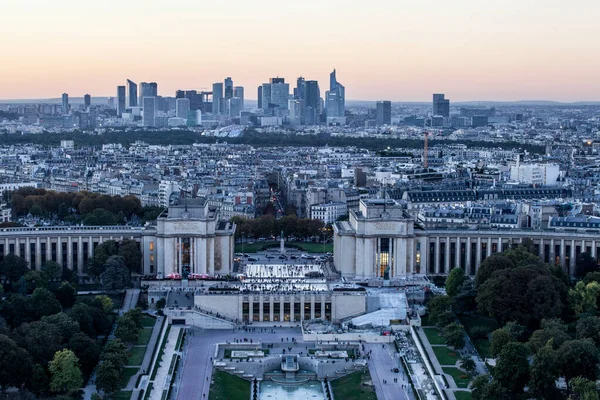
423;132;429;170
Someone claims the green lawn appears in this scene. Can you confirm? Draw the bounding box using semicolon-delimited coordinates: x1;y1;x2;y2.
423;327;446;345
137;328;152;346
442;367;471;388
432;346;459;366
120;367;138;387
209;370;250;400
110;390;133;400
128;346;147;366
235;241;332;254
331;370;377;400
453;391;473;400
141;315;157;328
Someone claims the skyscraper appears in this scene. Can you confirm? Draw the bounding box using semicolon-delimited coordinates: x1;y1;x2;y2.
61;93;69;114
326;69;345;117
269;80;290;110
234;86;244;111
176;98;190;119
142;97;156;127
126;79;138;108
139;82;158;105
84;94;91;109
433;93;450;117
117;86;126;117
376;101;392;125
212;82;223;115
305;80;320;125
295;77;306;101
261;83;271;110
228;97;243;117
257;86;262;110
224;77;233;100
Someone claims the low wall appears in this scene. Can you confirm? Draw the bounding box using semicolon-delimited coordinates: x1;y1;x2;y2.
302;331;402;343
165;309;235;329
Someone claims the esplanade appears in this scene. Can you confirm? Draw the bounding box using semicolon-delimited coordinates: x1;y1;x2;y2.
0;197;597;278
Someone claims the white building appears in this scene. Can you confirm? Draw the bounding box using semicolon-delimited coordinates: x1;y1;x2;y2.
310;202;348;224
510;163;560;186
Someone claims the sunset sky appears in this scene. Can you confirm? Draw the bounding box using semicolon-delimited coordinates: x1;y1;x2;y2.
1;0;598;101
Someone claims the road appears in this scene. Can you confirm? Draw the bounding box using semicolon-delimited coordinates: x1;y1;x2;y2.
366;343;412;400
177;327;303;400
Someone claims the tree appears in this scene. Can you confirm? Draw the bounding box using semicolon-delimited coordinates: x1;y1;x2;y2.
453;279;477;314
56;282;77;308
69;333;101;377
118;239;142;274
576;316;600;347
30;287;61;319
529;343;561;400
41;313;80;344
115;315;138;344
95;361;121;394
156;298;166;310
529;318;571;353
571;377;600;400
16;320;63;367
569;281;600;315
100;255;131;291
94;295;114;314
459;357;476;376
0;334;33;392
48;349;82;394
28;363;49;396
88;241;118;278
443;323;466;349
575;252;599;278
471;375;508;400
445;267;466;297
101;339;128;370
0;254;29;284
427;295;453;326
493;342;530;395
68;303;96;337
475;254;515;288
489;327;516;358
43;261;63;284
477;265;565;327
24;270;48;293
557;339;599;393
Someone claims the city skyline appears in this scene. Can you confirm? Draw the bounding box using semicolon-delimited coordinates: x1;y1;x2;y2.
1;0;599;102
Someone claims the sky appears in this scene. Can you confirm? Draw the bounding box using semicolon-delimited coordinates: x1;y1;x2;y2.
0;0;599;102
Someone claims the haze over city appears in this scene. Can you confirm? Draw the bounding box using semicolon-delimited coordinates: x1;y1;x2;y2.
1;0;599;101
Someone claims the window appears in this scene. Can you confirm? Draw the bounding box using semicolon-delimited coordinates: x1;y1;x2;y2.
150;254;155;263
149;241;155;251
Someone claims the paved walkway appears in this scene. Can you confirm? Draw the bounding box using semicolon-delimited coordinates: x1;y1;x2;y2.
365;343;411;400
149;326;182;400
177;327;303;400
126;316;164;389
82;288;141;400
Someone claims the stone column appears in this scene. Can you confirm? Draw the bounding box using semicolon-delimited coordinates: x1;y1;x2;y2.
269;297;274;322
280;298;285;322
397;238;407;275
539;239;544;259
24;238;30;265
445;237;451;272
35;237;42;270
434;237;441;274
570;240;576;273
77;237;84;274
300;296;305;321
592;241;597;259
550;239;555;264
466;237;472;274
321;299;326;319
476;237;482;271
407;238;414;275
57;237;63;267
310;297;316;320
248;296;253;322
67;236;73;271
487;237;492;257
208;237;215;276
455;237;461;271
419;237;428;274
46;237;52;264
560;239;565;268
4;238;9;255
498;237;503;253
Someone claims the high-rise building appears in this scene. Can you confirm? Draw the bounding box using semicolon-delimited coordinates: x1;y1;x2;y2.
257;86;262;110
326;69;345;117
376;101;392;126
61;93;69;114
305;80;320;125
262;78;289;110
176;98;190;119
295;77;306;100
261;83;271;110
117;86;126;117
84;94;91;109
233;86;244;110
139;82;158;105
126;79;138;108
212;82;223;114
175;90;185;99
433;93;450;118
224;77;233;100
142;97;156;127
228;97;243;117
